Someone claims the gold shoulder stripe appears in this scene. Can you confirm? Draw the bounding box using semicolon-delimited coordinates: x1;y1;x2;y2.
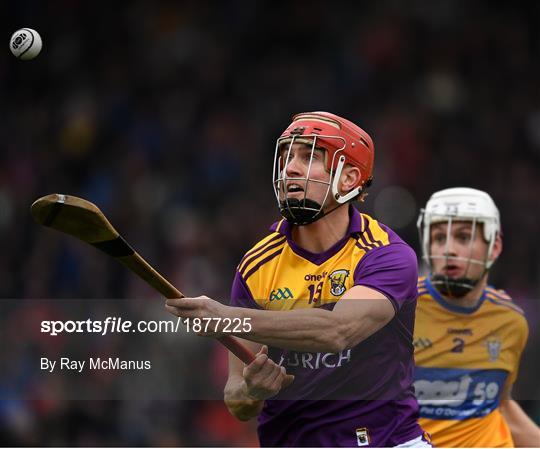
361;214;390;247
244;244;286;281
247;232;281;256
240;239;287;277
486;296;524;315
486;292;515;306
354;241;368;257
238;234;285;273
485;287;512;301
486;288;512;301
356;233;378;251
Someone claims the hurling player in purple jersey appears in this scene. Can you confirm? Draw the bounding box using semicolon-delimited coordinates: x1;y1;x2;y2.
165;112;429;447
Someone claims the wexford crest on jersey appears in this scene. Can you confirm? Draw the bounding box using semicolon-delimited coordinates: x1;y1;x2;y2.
329;269;350;296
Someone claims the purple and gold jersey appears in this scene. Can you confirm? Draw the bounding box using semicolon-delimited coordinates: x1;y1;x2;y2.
230;206;424;447
414;277;529;447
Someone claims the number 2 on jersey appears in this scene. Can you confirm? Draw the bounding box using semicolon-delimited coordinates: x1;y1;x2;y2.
451;337;465;353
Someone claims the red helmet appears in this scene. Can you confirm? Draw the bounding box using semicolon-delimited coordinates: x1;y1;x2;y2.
273;111;375;225
278;111;374;190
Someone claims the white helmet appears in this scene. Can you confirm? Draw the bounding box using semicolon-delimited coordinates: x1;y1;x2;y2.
417;187;501;296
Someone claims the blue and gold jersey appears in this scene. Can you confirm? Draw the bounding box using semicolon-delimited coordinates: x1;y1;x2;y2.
414;276;529;447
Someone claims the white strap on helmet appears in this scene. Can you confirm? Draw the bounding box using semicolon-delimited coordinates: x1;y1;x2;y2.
331;154;363;204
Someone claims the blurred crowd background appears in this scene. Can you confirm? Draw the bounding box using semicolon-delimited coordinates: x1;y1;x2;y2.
0;0;539;445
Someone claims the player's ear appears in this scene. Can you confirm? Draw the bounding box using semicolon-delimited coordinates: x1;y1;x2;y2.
339;165;361;194
490;233;503;261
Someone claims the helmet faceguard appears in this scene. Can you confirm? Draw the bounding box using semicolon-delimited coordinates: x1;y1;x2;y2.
417;187;501;298
273;112;374;225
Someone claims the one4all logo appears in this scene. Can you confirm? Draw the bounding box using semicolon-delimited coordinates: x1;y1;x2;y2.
269;288;293;301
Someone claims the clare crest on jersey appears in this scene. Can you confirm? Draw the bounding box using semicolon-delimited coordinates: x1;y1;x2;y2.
485;336;502;362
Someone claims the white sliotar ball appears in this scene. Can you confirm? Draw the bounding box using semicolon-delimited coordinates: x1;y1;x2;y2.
10;28;42;60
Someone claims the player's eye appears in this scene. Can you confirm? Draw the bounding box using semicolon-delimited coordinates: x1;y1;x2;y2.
280;149;291;160
456;233;471;243
432;234;446;244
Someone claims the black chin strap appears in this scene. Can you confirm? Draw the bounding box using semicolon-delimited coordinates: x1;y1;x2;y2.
430;273;487;298
279;198;324;225
279;198;348;226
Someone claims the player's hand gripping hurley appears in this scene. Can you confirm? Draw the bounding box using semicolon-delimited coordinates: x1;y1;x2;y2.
31;193;255;364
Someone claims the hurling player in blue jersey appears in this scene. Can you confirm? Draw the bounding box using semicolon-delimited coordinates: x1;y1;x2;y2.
414;187;539;447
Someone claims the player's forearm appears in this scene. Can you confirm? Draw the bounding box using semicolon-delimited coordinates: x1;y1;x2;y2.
224;375;264;421
500;400;540;447
237;307;349;352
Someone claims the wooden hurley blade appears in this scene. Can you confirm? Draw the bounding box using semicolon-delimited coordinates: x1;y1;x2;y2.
30;193;119;244
30;193;256;364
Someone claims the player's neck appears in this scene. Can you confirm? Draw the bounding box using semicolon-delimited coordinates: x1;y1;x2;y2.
291;205;350;254
443;275;488;308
